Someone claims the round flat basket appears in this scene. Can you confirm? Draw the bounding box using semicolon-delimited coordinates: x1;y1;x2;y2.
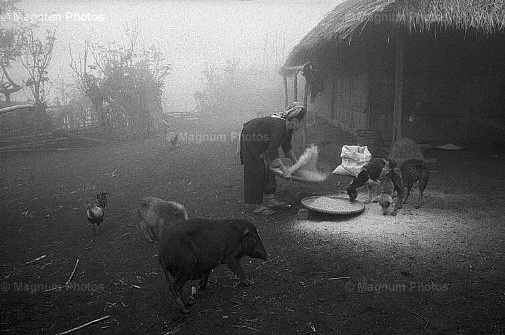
301;195;365;215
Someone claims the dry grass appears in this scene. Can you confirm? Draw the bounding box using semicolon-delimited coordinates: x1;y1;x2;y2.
286;0;505;66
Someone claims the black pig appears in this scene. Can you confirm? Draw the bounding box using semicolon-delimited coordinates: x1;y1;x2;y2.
158;219;268;313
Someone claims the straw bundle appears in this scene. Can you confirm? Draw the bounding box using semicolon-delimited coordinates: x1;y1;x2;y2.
286;0;505;66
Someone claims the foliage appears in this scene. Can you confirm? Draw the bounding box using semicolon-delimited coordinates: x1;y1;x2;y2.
0;0;26;102
0;0;55;132
70;24;171;138
20;28;56;108
0;0;21;14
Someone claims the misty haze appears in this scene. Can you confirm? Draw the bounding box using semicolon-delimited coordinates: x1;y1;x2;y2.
6;0;336;112
2;0;505;334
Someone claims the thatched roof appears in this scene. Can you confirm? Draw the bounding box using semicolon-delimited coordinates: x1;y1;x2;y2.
286;0;505;66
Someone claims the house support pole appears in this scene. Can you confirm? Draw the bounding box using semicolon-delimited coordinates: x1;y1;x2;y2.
302;81;309;148
293;73;298;101
393;31;404;143
331;76;336;119
283;74;289;108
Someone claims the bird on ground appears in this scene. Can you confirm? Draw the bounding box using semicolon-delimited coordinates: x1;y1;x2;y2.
170;133;179;146
86;192;108;233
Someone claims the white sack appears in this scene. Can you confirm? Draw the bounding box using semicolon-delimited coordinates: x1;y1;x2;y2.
332;145;372;177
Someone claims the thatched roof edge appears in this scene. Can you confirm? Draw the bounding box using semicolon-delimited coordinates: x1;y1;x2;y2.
286;0;505;66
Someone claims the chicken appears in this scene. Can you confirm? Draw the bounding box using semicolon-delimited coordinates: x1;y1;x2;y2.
86;192;108;232
170;132;179;146
86;204;104;232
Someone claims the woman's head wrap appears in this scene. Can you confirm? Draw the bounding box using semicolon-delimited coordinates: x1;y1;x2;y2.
272;102;306;121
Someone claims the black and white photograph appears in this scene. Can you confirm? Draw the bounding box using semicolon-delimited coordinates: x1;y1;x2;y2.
1;0;505;333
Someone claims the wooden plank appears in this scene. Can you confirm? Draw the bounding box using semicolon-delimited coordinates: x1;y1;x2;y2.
293;73;298;101
330;75;336;119
0;104;33;115
67;133;109;144
283;74;289;108
392;31;405;143
302;83;309;148
366;51;374;129
279;65;305;75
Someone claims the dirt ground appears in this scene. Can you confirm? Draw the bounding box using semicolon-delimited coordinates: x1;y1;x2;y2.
1;116;505;335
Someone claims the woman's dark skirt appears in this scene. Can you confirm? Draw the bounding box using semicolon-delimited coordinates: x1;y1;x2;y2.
240;138;276;205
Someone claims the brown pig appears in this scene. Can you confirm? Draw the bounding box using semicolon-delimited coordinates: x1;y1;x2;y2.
138;197;188;242
158;219;268;314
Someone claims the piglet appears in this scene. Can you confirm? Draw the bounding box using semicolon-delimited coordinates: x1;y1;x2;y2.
376;162;404;215
347;158;387;203
158;219;268;314
137;197;188;242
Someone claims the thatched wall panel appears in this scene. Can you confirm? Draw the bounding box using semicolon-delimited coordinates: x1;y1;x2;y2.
310;70;369;134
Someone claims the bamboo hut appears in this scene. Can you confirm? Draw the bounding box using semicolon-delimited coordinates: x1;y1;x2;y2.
283;0;505;151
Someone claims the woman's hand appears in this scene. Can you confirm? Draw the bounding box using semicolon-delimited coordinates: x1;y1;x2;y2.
287;149;298;164
281;166;292;179
271;158;292;179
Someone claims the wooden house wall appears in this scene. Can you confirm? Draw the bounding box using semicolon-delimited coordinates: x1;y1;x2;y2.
306;27;505;146
368;34;396;142
309;39;372;135
310;72;369;133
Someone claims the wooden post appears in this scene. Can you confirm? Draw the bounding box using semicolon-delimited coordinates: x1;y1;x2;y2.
283;74;289;108
331;75;336;119
302;81;309;148
392;31;404;143
293;73;298;101
366;50;374;129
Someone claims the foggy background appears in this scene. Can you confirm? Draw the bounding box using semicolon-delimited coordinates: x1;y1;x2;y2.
7;0;338;114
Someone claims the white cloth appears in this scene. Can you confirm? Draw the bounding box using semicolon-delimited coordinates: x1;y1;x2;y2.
332;145;372;177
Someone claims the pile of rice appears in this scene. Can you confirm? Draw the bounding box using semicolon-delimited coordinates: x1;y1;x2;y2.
302;195;364;214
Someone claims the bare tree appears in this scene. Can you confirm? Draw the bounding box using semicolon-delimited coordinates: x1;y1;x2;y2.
70;24;171;138
1;62;23;102
0;0;26;102
0;0;21;13
69;40;104;124
20;28;56;108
